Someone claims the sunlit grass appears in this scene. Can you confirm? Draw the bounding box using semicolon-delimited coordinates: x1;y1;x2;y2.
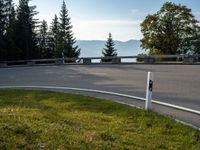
0;90;199;149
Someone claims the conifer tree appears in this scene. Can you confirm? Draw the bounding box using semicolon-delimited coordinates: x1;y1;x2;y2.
0;1;5;38
58;1;80;59
5;0;16;60
0;0;7;61
15;0;38;60
49;14;60;58
102;33;117;62
38;20;49;59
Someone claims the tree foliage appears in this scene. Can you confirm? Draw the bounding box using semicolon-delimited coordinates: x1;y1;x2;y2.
38;20;53;59
14;0;38;60
5;1;16;61
58;1;80;59
141;2;200;55
0;0;12;60
102;33;117;57
49;1;81;59
0;0;80;61
49;15;59;58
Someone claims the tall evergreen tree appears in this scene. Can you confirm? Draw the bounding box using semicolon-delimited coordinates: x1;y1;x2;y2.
58;1;80;59
5;0;16;61
0;0;13;61
0;1;5;39
15;0;38;60
102;33;117;62
0;0;7;61
38;20;49;59
49;14;60;58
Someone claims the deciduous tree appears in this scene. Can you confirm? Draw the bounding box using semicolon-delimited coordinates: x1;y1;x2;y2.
141;2;200;55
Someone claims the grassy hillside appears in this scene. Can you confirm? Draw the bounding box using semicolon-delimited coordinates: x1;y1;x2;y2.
0;90;199;149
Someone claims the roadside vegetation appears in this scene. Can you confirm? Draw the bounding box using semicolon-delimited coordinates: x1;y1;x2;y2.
0;0;80;61
0;89;199;149
102;33;118;62
1;1;200;63
141;2;200;55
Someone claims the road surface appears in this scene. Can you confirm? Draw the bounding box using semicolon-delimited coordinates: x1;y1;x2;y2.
0;64;200;128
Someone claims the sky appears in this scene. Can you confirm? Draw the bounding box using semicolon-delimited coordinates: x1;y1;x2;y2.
13;0;200;41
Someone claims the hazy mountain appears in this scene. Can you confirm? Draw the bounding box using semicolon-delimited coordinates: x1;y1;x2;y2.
77;40;144;57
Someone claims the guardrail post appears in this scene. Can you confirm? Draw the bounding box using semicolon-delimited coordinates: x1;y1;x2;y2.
112;58;121;64
144;57;155;63
183;55;197;64
27;60;35;66
83;58;91;64
145;72;154;111
0;62;7;67
55;59;63;65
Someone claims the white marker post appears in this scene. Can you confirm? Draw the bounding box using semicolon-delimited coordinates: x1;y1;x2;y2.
145;72;154;111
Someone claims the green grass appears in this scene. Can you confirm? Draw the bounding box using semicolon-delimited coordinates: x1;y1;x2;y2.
0;90;199;150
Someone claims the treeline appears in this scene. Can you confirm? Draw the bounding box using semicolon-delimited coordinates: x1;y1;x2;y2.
1;1;200;62
0;0;80;61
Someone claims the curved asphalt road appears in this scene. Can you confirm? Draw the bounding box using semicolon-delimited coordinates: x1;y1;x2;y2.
0;64;200;128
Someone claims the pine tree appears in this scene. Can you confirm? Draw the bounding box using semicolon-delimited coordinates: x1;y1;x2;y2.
38;20;49;59
102;33;117;62
5;0;16;61
15;0;38;60
58;1;80;60
49;14;60;58
0;0;7;61
0;1;5;38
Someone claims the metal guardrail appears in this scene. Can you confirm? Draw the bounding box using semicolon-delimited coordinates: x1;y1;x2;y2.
0;55;199;67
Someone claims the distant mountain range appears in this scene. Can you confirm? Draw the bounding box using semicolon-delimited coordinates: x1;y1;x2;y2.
77;40;145;57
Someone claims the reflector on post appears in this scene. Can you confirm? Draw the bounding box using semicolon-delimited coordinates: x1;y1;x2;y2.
145;72;154;111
